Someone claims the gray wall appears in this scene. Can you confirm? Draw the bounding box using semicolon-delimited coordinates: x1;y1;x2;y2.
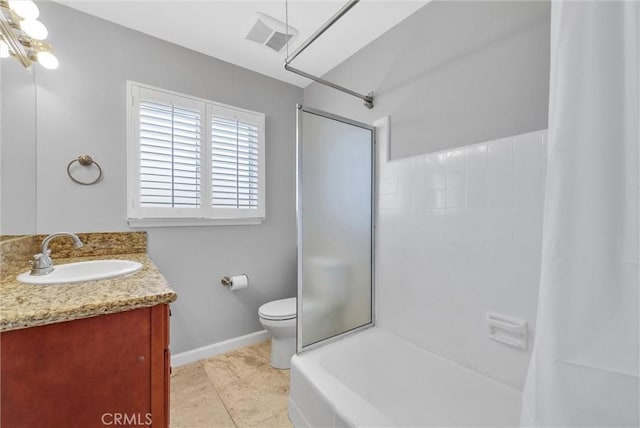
2;3;302;353
304;0;550;159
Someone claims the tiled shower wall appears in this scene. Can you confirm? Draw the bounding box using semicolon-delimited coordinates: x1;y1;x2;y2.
376;129;547;390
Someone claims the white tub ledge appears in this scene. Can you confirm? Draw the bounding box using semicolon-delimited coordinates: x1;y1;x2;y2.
288;328;521;427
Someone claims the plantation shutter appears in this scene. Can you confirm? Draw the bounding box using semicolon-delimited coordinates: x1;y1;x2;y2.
139;101;201;208
128;82;265;225
211;115;260;210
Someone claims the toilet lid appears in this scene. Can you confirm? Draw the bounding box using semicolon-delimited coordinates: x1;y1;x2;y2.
259;297;296;321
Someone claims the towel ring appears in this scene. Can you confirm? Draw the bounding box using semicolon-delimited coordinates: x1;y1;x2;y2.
67;154;103;185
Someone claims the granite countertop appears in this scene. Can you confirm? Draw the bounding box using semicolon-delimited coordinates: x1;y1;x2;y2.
0;232;177;332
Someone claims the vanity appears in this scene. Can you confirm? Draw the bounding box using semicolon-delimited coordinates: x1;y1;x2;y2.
0;232;177;427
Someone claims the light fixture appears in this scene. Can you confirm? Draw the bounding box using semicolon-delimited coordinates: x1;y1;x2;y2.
0;0;58;69
7;0;38;20
36;49;57;69
20;18;47;40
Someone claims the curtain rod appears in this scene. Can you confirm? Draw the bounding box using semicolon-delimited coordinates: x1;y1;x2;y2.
284;0;374;109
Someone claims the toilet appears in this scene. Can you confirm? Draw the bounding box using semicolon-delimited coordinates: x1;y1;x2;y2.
258;297;296;369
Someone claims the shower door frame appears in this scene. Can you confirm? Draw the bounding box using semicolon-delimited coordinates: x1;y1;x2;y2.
295;104;376;354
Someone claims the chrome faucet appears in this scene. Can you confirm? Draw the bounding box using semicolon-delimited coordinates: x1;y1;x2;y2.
30;232;84;276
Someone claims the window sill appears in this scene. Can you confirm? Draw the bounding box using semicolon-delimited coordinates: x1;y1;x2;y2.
127;217;264;228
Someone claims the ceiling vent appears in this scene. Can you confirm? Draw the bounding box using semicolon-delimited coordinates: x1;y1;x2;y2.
243;12;298;53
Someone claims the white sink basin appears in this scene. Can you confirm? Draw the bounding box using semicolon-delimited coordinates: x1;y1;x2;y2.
17;260;143;285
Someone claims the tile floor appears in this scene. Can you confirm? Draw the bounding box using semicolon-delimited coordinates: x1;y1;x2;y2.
170;340;294;428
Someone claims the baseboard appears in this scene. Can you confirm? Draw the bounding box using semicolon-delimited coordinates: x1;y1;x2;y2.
171;330;271;367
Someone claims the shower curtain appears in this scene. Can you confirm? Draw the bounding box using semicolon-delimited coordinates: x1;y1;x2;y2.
520;1;639;427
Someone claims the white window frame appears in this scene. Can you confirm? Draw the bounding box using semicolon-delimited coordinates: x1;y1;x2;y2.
126;81;266;227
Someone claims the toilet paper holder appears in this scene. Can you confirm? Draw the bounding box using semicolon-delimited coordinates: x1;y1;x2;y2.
221;274;249;287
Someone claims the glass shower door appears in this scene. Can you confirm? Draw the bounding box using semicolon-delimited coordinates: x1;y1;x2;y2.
296;105;375;352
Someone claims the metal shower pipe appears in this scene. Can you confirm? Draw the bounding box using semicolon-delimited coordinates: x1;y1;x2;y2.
284;0;375;109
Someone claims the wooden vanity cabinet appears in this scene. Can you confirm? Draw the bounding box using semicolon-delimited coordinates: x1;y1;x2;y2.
0;304;170;428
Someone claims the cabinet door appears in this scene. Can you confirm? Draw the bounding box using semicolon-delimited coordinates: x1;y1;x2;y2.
1;308;155;427
150;303;170;427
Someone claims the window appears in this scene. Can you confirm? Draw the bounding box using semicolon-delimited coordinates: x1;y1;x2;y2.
127;82;265;226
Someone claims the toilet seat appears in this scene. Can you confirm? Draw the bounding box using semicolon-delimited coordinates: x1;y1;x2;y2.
259;297;296;321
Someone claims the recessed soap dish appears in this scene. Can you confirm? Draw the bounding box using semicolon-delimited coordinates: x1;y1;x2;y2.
486;312;528;350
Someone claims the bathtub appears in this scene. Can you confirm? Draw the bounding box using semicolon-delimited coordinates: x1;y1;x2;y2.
288;328;521;427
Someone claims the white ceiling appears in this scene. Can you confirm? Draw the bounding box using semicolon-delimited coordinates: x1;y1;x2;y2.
52;0;429;87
